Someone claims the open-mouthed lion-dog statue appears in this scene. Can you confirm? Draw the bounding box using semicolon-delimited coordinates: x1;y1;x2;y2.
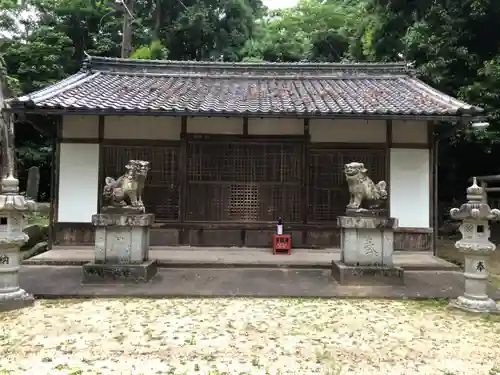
102;160;150;212
344;162;387;210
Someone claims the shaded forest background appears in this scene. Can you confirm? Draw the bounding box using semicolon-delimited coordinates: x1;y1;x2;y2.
1;0;500;224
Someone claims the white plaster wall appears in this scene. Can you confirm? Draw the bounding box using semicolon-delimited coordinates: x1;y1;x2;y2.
58;143;99;222
62;116;99;138
310;119;386;142
392;120;428;144
390;148;430;228
248;118;304;135
104;116;181;140
187;117;243;134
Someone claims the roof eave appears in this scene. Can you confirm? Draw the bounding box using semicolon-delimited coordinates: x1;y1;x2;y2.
6;72;95;106
2;106;478;122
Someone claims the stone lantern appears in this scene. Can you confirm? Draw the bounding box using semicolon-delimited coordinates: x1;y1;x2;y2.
449;177;500;314
0;175;36;311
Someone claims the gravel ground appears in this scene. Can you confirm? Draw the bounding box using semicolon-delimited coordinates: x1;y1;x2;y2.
0;298;499;375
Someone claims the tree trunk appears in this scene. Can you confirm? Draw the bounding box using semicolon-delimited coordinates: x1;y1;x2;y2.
154;0;161;40
121;0;136;58
0;71;16;180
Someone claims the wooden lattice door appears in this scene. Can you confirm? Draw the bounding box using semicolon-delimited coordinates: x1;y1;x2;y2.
186;137;303;222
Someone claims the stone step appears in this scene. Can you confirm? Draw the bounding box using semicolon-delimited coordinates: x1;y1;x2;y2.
22;249;460;272
18;265;494;299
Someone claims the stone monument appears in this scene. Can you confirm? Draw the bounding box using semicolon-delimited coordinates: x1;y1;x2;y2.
82;160;157;283
449;177;500;314
331;162;403;285
0;110;37;311
26;166;40;201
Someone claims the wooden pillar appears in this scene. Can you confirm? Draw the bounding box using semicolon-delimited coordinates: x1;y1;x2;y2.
301;118;310;245
428;121;438;255
97;115;105;212
242;116;248;136
241;117;249;246
49;117;62;248
48;116;62;249
178;116;188;244
385;119;393;214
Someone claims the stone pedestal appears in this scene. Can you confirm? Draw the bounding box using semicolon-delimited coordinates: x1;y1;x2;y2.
82;211;157;283
449;254;500;314
332;214;404;285
0;236;35;311
0;176;37;311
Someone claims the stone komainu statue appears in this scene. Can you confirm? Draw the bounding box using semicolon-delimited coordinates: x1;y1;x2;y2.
344;162;387;210
103;160;150;211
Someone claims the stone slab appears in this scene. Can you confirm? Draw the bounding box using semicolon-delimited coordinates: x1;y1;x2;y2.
101;206;145;215
82;260;158;284
338;215;398;229
0;294;34;312
19;266;500;299
92;213;155;227
331;260;404;286
345;208;389;217
23;247;461;271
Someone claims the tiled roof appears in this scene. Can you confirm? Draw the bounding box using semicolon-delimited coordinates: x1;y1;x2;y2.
10;56;483;117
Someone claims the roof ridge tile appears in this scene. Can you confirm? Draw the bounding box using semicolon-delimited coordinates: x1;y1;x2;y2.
81;54;414;77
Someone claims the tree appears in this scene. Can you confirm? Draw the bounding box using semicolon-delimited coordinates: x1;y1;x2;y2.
131;0;264;61
354;0;500;214
0;52;14;179
241;0;360;62
130;40;169;59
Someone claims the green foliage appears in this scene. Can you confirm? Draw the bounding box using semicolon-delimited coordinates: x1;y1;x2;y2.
240;0;361;62
354;0;500;134
467;57;500;132
24;212;49;226
0;52;20;96
3;26;74;94
131;0;264;61
130;39;168;60
352;0;500;203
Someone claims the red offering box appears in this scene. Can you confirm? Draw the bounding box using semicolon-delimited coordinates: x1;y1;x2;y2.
272;234;291;255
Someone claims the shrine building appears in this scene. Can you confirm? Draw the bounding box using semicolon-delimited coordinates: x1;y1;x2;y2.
6;56;484;250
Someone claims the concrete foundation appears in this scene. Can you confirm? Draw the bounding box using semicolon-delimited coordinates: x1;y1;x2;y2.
331;260;404;286
82;260;158;284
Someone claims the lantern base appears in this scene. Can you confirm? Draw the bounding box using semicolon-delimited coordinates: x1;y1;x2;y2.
449;296;500;314
0;288;34;312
